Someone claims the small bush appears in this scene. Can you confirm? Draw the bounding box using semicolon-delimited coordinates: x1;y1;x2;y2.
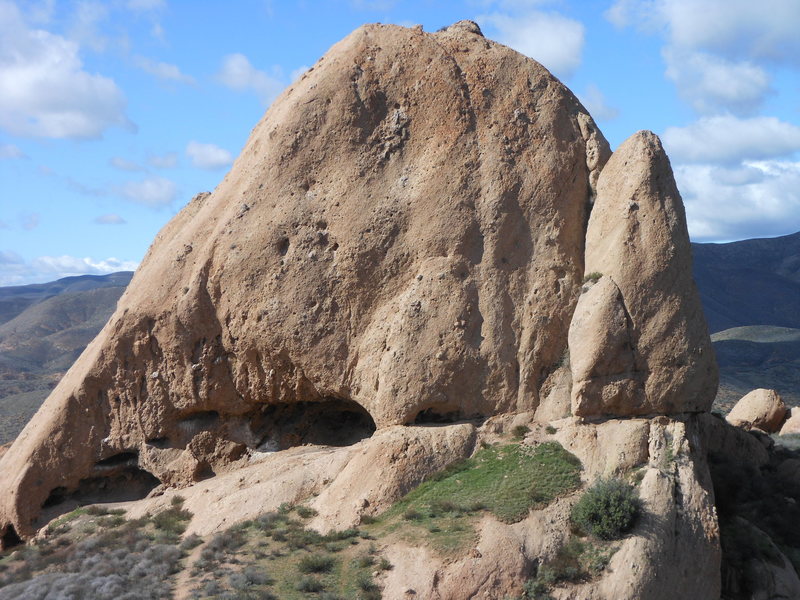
180;533;203;551
571;479;640;539
296;575;325;592
298;553;335;573
583;272;602;284
356;572;381;599
512;425;530;439
545;425;557;435
321;528;359;542
256;511;284;528
296;505;318;519
152;505;192;536
355;554;375;568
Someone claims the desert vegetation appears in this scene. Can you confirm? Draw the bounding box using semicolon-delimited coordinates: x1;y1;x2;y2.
0;437;598;599
570;478;641;540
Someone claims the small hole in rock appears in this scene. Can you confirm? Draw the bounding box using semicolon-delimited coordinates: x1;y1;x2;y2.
413;408;462;425
1;525;22;550
277;238;290;256
96;451;138;468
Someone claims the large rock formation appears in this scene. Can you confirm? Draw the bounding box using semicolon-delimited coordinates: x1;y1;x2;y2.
0;20;609;541
569;131;718;417
0;20;731;600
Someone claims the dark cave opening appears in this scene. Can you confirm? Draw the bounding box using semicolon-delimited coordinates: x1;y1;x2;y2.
252;398;376;450
412;407;462;425
95;451;139;468
1;525;21;550
40;466;161;521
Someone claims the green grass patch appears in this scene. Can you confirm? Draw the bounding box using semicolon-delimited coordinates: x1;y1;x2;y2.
386;441;582;525
369;441;581;556
45;507;88;533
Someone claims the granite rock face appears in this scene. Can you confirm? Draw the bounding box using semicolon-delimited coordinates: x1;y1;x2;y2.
569;131;718;418
0;21;610;540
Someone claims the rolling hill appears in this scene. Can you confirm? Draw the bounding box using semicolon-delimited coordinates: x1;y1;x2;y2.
692;232;800;411
0;273;132;444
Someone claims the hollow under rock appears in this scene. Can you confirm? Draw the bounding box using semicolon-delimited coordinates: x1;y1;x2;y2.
251;398;376;451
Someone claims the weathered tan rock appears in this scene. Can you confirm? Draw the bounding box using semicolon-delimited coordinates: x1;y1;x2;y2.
0;20;610;542
308;423;476;531
697;412;770;468
780;406;800;435
110;423;475;538
382;415;721;600
556;416;720;600
569;130;718;417
727;388;787;432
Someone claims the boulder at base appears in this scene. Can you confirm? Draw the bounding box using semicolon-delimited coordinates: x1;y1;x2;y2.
727;388;788;433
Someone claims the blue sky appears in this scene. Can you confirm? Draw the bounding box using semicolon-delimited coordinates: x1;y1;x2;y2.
1;0;799;285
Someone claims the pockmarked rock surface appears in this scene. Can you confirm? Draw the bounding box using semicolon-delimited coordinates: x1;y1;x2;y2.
0;20;730;600
569;131;718;417
0;20;611;540
726;388;787;433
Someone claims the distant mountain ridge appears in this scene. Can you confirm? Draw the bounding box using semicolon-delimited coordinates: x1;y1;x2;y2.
0;272;134;327
692;232;800;410
0;272;133;444
692;231;800;333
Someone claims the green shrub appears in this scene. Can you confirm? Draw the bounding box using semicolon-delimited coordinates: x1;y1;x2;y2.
296;575;325;592
298;553;335;573
296;505;318;519
512;425;530;439
583;272;602;284
152;505;192;536
571;478;640;539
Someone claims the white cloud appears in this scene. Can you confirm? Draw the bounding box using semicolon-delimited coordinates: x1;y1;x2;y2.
148;152;178;168
134;55;195;85
478;11;584;78
26;0;55;25
0;1;132;139
29;255;138;280
578;84;619;121
0;143;24;158
68;1;109;52
217;53;285;105
663;48;770;115
110;156;144;171
658;0;800;62
117;176;177;208
186;141;233;170
676;160;800;241
93;213;126;225
606;0;800;115
663;115;800;164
